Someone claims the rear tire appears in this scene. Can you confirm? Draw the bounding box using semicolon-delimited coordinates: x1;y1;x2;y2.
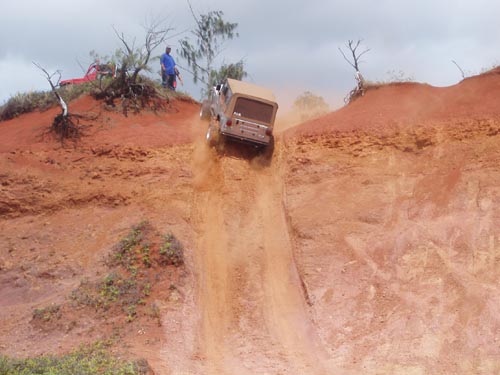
205;123;219;147
262;135;275;160
206;123;227;152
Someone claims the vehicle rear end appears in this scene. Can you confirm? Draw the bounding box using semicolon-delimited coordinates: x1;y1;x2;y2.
220;95;278;147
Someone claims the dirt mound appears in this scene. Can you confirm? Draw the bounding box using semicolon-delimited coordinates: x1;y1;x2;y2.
286;68;500;137
280;69;500;374
1;70;500;375
0;95;201;153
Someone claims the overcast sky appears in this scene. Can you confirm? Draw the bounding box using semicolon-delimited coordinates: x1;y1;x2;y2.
1;0;499;110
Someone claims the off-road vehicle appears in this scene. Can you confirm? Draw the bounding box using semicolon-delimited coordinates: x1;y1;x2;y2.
200;78;279;154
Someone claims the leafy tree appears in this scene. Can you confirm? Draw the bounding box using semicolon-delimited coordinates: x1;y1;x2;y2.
209;60;247;88
292;91;329;121
179;2;240;95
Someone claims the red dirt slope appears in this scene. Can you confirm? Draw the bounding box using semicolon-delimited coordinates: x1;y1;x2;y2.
287;66;500;136
0;95;200;153
283;69;500;374
1;69;500;375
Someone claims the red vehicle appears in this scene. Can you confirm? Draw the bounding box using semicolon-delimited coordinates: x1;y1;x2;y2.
60;62;115;86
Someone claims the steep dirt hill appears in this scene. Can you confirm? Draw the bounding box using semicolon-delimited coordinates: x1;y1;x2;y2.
1;70;499;375
288;67;500;136
282;70;500;374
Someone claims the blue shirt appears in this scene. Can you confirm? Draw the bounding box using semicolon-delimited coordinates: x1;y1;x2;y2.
161;53;176;75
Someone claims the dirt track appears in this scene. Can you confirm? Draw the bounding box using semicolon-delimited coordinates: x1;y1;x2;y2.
180;142;336;375
1;71;500;374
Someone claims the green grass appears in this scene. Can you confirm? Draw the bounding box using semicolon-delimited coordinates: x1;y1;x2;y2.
0;341;150;375
0;83;95;121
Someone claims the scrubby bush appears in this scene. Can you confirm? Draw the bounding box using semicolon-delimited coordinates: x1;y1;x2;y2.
292;91;329;121
0;91;56;121
159;233;184;266
0;83;94;121
32;304;61;323
70;221;184;323
0;341;151;375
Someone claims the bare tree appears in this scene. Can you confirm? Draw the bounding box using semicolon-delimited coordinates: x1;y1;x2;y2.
452;60;466;79
33;62;82;140
33;62;67;114
339;39;370;103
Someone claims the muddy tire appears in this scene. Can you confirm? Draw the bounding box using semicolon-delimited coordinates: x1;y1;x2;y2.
200;100;211;120
206;123;227;152
206;124;219;147
262;135;275;160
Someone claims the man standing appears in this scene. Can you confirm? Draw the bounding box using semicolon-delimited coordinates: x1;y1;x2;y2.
161;46;177;90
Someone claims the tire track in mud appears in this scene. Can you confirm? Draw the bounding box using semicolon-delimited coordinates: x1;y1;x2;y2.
188;140;334;375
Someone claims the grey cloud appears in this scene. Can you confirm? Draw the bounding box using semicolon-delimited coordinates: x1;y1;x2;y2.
1;0;500;108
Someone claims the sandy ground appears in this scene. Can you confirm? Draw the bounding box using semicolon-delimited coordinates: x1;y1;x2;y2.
1;70;500;374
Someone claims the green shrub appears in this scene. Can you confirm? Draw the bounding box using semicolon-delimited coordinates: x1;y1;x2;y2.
159;233;184;266
114;221;151;270
32;304;61;322
0;341;151;375
0;91;56;121
70;222;184;323
71;273;142;318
